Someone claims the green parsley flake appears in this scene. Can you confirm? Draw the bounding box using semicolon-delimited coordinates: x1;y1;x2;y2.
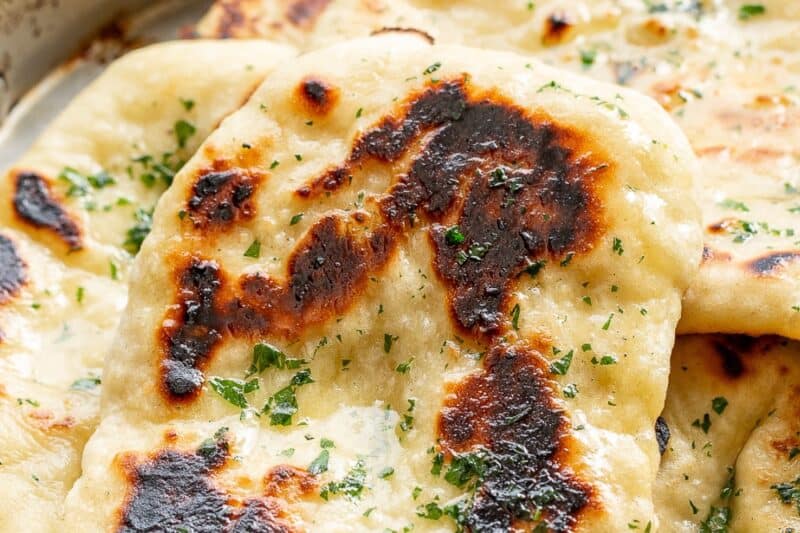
396;358;414;374
308;449;330;475
510;303;521;330
208;377;259;409
612;237;624;256
244;239;261;258
445;225;466;245
738;4;766;20
549;349;573;375
70;376;101;391
712;396;728;415
423;62;442;75
384;333;398;353
124;207;154;255
174;119;196;148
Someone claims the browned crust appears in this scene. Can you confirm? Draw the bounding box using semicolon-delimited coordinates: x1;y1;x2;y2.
162;79;611;399
0;233;26;305
370;26;435;44
295;76;340;116
286;0;333;28
12;171;82;251
116;432;312;532
747;251;800;276
542;12;573;46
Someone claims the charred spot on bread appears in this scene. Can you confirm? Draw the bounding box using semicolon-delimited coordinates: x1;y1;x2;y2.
655;416;670;455
297;77;339;116
118;432;308;532
161;79;610;398
542;12;574;46
286;0;333;28
748;251;800;276
12;171;82;251
187;167;263;230
370;27;435;44
0;233;26;305
438;342;593;531
161;259;226;399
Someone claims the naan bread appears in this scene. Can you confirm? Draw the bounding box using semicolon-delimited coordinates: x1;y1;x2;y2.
0;40;295;278
68;36;701;531
656;334;800;531
0;40;296;531
198;0;800;340
0;373;98;533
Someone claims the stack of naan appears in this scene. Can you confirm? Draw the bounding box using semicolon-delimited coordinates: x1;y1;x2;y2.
1;1;798;531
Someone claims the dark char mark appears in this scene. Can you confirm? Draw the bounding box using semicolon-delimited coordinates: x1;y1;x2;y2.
297;77;339;115
164;79;608;398
214;0;248;38
712;336;753;380
543;12;573;45
286;0;332;28
119;434;305;532
301;80;605;334
439;343;591;532
13;172;81;250
162;260;225;398
748;251;800;276
0;234;26;305
187;169;261;230
655;416;670;455
370;27;436;44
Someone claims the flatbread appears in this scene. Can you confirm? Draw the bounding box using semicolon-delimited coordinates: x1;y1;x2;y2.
656;334;800;531
67;35;701;531
0;40;295;278
0;40;296;531
197;0;800;340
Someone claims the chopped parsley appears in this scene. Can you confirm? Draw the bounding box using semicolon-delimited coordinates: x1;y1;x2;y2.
712;396;728;415
109;260;119;281
591;355;617;365
579;49;597;68
247;341;305;376
58;167;115;198
320;459;367;500
308;449;330;475
612;237;624;256
208;377;259;409
244;239;261;258
549;349;574;375
174;119;196;148
692;413;712;434
526;259;546;277
445;226;466;245
384;333;398;353
771;476;800;515
510;303;521;330
378;467;395;479
123;207;154;255
290;213;304;225
396;358;414;374
76;286;85;304
16;398;39;407
738;4;766;20
180;98;195;111
423;62;442;75
70;376;101;391
718;198;749;212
